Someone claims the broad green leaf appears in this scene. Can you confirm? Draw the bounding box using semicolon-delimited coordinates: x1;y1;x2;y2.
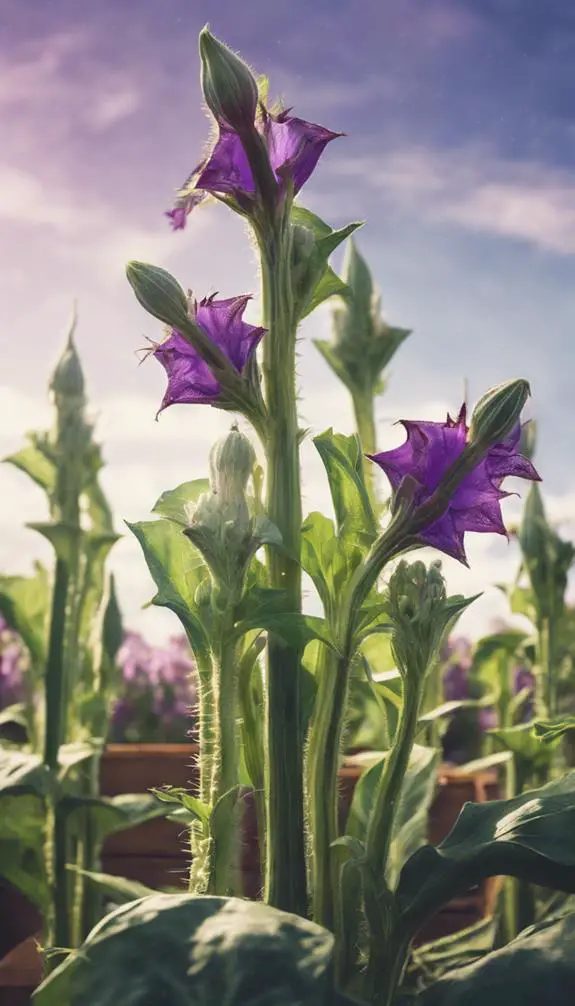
34;894;338;1006
127;519;210;664
397;769;575;939
301;266;351;320
300;512;366;629
419;697;495;728
313;429;378;544
421;912;575;1006
0;564;50;670
4;442;56;493
58;741;103;782
27;521;83;565
152;478;211;526
346;744;439;888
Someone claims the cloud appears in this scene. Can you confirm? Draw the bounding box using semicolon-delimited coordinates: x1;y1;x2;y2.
327;144;575;255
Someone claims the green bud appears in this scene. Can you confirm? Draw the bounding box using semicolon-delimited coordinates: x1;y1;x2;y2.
209;422;256;502
126;261;190;330
50;304;84;400
199;27;259;132
469;378;531;449
519;420;537;461
387;559;474;681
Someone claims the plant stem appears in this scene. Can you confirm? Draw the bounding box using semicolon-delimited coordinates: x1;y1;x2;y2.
306;646;349;931
208;606;240;895
363;680;422;1003
189;650;215;893
43;558;69;769
258;221;308;916
352;388;378;509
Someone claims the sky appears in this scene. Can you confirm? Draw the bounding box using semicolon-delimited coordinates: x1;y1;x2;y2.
1;0;574;645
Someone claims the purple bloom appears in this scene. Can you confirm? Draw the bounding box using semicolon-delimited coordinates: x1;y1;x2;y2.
369;405;540;564
111;631;198;744
167;107;342;229
0;615;30;710
151;293;266;414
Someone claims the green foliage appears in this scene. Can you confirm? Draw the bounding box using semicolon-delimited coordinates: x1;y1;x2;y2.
397;769;575;941
33;894;342;1006
421;912;575;1005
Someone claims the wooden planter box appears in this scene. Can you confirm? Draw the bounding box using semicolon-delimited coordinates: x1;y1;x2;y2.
0;745;501;999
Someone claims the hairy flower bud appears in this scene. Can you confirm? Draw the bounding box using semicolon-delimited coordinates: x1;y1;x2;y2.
199;27;259;132
126;261;191;331
386;560;474;682
469;378;531;450
209;422;256;502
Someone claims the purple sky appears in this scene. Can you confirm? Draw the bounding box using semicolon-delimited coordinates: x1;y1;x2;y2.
1;0;574;642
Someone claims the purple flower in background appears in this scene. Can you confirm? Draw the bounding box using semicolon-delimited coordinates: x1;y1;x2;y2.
167;107;342;229
0;614;29;710
110;631;198;744
369;406;540;564
152;293;266;414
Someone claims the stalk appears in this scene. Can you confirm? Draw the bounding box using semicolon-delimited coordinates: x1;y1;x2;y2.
207;605;240;895
258;220;308;916
352;388;378;511
363;680;422;1005
306;646;349;930
188;651;216;894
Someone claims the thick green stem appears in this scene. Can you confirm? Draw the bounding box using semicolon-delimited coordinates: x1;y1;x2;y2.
259;222;308;916
43;558;69;769
352;389;378;510
306;646;349;931
189;652;214;893
364;680;422;1003
208;607;240;895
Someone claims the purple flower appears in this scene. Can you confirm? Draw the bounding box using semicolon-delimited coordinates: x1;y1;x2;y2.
0;616;30;710
369;405;540;564
111;631;198;744
151;293;266;414
167;107;342;229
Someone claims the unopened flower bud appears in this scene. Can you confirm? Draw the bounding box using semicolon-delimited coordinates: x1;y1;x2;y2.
126;261;190;331
469;378;531;449
387;560;472;682
209;423;256;502
50;307;84;400
199;27;259;132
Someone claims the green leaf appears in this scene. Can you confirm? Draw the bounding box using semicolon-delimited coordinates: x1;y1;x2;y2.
33;894;338;1006
534;716;575;745
314;339;356;394
151;787;211;825
0;749;50;912
411;916;497;984
421;912;575;1006
419;697;495;728
289;205;362;322
300;266;351;320
127;519;210;664
58;741;103;782
235;610;336;652
0;564;50;670
27;521;83;565
489;723;560;768
67;867;156;904
397;769;575;939
345;744;439;888
4;442;56;494
152;478;211;526
61;792;169;849
313;428;378;544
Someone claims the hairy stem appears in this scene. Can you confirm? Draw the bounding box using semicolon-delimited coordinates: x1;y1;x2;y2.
258;220;308;916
